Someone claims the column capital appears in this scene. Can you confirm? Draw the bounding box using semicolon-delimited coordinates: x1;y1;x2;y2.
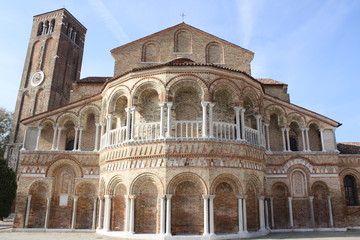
263;122;270;127
165;194;173;199
159;194;166;200
319;127;324;132
95;122;100;127
327;195;332;200
125;107;131;113
233;106;241;112
129;194;136;199
209;195;215;200
27;195;32;200
104;194;113;199
284;127;290;132
202;194;210;199
130;106;136;111
78;126;84;131
267;196;274;201
281;127;286;132
106;114;113;119
254;114;262;120
209;102;215;108
37;126;44;130
73;196;79;201
201;101;210;107
256;195;265;200
288;197;293;201
308;196;314;202
93;196;98;201
167;102;173;107
159;102;166;107
236;194;246;199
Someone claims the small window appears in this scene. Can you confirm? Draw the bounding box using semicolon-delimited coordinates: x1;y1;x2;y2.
344;175;358;206
290;136;298;151
65;140;74;151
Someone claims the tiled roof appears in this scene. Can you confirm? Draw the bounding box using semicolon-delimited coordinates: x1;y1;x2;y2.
257;78;286;85
337;142;360;154
77;77;110;83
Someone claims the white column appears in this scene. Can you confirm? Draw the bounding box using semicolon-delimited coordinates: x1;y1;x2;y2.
165;194;172;235
125;108;131;141
257;196;266;231
209;195;215;235
100;122;105;150
97;197;104;229
129;195;136;234
285;128;291;151
234;107;241;141
240;108;245;140
288;197;294;228
130;107;136;141
269;197;275;229
264;199;270;230
327;196;334;227
201;102;209;138
264;123;270;151
209;103;215;138
281;128;287;151
309;196;315;228
24;195;32;228
51;126;58;150
237;197;244;233
34;126;43;151
203;194;210;235
92;197;98;230
124;196;130;232
305;128;310;151
159;195;166;234
73;127;79;151
71;196;78;229
103;195;112;231
106;114;113;146
77;127;84;151
94;123;100;151
159;103;166;138
55;127;63;150
255;114;262;145
166;102;173;138
243;196;248;232
319;128;326;152
21;126;29;151
44;196;51;229
300;128;307;151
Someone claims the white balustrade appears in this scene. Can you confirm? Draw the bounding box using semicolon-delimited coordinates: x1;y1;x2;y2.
213;122;237;140
172;121;202;139
245;126;259;145
133;122;160;141
109;127;127;146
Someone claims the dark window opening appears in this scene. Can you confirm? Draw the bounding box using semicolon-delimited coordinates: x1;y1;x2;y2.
65;140;74;151
344;175;358;206
290;137;298;151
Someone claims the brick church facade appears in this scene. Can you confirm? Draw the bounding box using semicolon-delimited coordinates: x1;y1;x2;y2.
5;8;360;239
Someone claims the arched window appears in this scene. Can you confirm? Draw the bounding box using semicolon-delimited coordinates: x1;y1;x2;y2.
206;42;223;64
344;175;358;206
37;22;43;36
174;30;191;53
142;42;160;63
49;19;55;33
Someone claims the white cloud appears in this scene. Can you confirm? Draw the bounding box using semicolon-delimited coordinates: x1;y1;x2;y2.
235;0;264;48
88;0;130;43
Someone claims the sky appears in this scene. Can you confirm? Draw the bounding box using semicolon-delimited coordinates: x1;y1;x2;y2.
0;0;359;142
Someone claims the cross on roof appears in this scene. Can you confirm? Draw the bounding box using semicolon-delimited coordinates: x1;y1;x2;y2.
180;13;186;22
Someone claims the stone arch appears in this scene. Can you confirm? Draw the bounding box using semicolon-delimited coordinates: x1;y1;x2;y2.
166;74;209;102
287;112;306;128
311;181;330;228
38;119;55;151
271;182;289;229
28;181;48;228
142;41;160;63
78;105;99;151
211;174;242;233
308;122;322;151
209;78;241;103
106;176;127;231
245;174;261;231
242;87;261;112
79;104;100;125
47;158;83;178
107;86;131;114
56;112;79;126
131;173;162;234
264;104;286;124
206;41;224;64
168;172;207;235
174;28;192;53
75;182;96;229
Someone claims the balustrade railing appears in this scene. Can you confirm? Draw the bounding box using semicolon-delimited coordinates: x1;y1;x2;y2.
172;121;202;139
100;121;261;149
213;121;237;140
245;126;258;145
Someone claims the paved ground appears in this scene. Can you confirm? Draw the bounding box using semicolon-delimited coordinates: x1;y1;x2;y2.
2;219;360;240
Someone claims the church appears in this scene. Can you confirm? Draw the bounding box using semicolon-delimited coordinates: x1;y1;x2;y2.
5;8;360;239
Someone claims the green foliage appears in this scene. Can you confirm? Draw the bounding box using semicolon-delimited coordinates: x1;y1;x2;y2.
0;158;17;220
0;108;12;157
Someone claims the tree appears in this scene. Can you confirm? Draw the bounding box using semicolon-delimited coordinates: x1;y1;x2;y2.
0;108;12;158
0;158;17;221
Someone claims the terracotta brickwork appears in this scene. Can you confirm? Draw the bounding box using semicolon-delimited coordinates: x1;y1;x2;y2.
8;7;360;240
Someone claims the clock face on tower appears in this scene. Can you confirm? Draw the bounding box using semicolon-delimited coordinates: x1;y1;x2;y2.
30;71;45;87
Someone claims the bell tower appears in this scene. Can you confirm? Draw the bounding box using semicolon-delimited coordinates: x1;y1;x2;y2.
6;9;86;171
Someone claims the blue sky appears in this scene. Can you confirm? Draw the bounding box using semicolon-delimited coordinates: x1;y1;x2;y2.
0;0;359;142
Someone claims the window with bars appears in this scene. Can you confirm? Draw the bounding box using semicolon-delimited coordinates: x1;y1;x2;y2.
344;175;358;206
